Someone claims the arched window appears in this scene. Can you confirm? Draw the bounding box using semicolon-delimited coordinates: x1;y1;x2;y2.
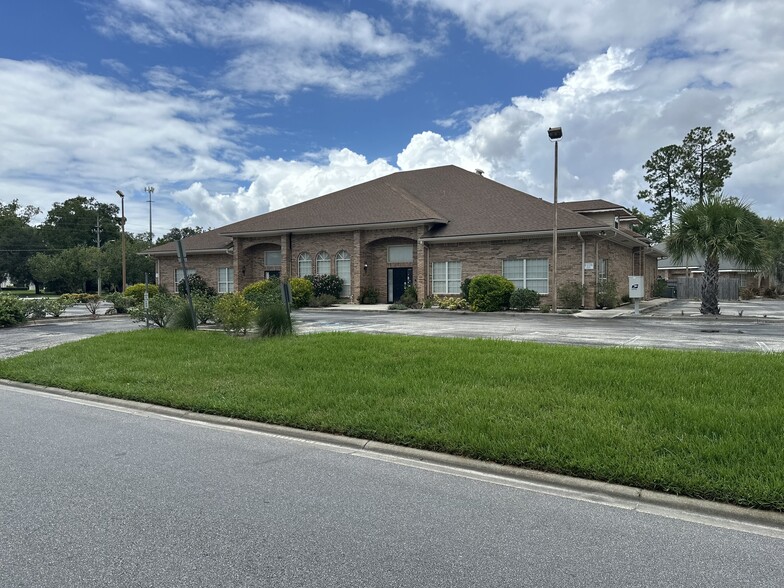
316;251;330;276
335;250;351;297
298;252;312;277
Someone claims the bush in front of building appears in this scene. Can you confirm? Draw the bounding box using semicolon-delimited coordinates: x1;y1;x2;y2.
509;288;540;311
177;274;217;298
557;282;586;310
309;294;337;307
0;294;27;327
168;300;198;330
288;277;313;309
467;275;515;312
307;274;344;298
129;293;181;327
124;283;160;303
596;278;619;309
215;293;256;335
192;293;217;324
360;287;380;304
398;285;418;308
460;277;472;299
242;278;282;309
102;293;135;314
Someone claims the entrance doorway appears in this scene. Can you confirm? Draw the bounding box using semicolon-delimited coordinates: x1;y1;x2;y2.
387;268;413;302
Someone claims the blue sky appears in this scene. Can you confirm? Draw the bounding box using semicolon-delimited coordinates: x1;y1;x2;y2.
1;0;782;236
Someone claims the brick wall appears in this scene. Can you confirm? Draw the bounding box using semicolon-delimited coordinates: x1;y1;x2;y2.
157;253;234;293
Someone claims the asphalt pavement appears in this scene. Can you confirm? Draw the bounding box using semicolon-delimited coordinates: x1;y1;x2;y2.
2;383;782;588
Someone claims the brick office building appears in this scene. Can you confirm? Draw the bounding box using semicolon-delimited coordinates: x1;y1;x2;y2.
145;165;662;307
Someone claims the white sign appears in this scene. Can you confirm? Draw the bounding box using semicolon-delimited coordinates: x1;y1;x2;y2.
628;276;644;299
143;292;149;309
584;262;594;270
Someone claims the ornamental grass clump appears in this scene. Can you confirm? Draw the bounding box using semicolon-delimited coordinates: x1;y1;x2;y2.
256;303;292;337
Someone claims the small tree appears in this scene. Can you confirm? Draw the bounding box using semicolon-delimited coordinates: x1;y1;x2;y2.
667;195;767;315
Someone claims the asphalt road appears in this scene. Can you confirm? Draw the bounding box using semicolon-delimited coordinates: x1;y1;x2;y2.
0;317;141;359
295;308;784;353
2;384;782;588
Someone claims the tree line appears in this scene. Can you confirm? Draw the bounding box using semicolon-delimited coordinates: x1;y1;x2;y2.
0;195;204;293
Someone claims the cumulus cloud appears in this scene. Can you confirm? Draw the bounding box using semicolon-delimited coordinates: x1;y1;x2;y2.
0;58;239;233
96;0;429;97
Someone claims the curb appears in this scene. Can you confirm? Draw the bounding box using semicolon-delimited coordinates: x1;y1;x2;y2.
3;379;783;532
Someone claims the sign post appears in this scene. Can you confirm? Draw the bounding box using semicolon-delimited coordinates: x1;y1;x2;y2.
176;239;198;329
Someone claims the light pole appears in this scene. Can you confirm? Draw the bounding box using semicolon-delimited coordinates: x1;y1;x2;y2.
144;185;154;245
116;190;126;293
548;126;563;312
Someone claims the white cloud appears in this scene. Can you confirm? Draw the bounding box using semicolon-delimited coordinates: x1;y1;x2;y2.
97;0;429;97
0;58;239;234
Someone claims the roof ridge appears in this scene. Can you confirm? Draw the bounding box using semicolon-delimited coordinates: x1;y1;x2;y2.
382;179;447;223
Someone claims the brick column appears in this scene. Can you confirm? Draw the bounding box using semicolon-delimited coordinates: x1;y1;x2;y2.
416;227;426;302
352;230;362;303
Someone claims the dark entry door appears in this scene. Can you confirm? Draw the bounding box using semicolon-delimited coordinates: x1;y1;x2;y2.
388;268;413;302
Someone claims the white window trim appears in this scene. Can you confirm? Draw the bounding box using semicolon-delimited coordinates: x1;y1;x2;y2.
218;267;234;294
316;251;330;276
298;252;312;277
336;250;351;297
431;261;462;295
503;259;549;294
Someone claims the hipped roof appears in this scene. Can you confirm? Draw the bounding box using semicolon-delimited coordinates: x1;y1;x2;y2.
146;165;611;255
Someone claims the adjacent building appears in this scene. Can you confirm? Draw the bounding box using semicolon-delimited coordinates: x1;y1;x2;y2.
145;165;662;306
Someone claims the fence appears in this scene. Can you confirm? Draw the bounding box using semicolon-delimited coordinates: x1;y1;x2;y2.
674;277;741;301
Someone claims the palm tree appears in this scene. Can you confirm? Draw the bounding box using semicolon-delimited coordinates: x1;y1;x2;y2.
667;196;767;315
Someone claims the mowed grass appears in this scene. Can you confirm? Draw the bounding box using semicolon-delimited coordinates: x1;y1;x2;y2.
1;330;782;510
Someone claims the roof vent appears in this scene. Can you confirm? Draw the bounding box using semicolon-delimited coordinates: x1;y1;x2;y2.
475;169;485;177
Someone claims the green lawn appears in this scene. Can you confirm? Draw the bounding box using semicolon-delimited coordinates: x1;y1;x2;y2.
1;330;782;510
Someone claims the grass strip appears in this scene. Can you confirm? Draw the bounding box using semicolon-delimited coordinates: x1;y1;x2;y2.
1;330;782;510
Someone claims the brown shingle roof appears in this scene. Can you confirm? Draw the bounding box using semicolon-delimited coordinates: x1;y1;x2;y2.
146;165;607;254
561;199;632;215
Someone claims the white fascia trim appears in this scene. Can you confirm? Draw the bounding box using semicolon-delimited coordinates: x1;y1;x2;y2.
146;249;233;257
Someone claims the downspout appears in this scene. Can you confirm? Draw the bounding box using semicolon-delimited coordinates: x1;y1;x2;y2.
577;231;585;307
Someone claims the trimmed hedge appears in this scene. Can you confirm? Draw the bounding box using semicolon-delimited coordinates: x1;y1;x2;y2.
468;275;515;312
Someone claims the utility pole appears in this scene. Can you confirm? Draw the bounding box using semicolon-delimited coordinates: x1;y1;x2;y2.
144;186;154;244
116;190;126;293
96;212;102;295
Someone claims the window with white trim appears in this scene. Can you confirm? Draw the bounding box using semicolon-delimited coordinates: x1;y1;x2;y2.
503;259;549;294
431;261;462;295
174;268;196;285
298;252;312;277
336;250;351;297
598;258;609;282
388;244;413;263
265;250;281;266
218;267;234;293
316;251;330;275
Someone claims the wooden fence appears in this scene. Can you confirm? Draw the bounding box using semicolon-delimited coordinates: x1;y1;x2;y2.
674;277;741;301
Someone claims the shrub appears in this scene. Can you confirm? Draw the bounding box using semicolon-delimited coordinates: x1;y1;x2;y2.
256;304;292;337
0;295;27;327
399;285;418;308
22;298;47;319
83;294;102;315
177;274;217;298
60;293;95;303
460;277;472;300
539;303;552;313
387;303;408;310
739;287;754;300
431;295;469;310
191;293;217;324
309;294;337;307
652;277;668;297
620;294;631;304
307;274;344;298
557;282;586;310
243;278;282;309
45;298;71;317
215;293;256;335
168;300;197;330
763;286;778;299
124;283;160;303
360;287;380;304
288;277;313;309
103;293;135;314
468;274;515;312
129;294;180;328
596;279;618;308
509;288;540;311
596;278;619;309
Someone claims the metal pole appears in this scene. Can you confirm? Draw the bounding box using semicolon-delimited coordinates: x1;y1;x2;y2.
145;186;154;245
552;139;558;312
118;191;127;293
96;212;102;296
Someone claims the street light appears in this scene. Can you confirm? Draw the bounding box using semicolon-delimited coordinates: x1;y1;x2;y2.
548;127;563;312
116;190;126;293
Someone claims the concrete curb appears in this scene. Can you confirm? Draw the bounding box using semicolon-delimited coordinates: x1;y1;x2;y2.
4;379;782;531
